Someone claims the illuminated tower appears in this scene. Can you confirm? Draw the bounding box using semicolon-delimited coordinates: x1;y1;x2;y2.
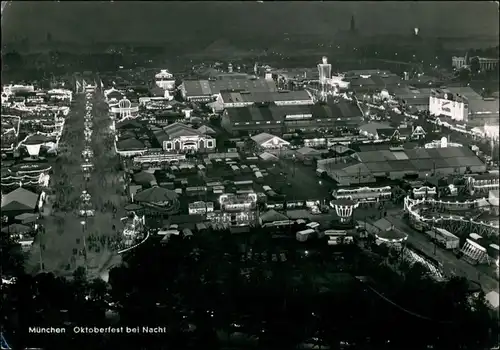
317;56;332;100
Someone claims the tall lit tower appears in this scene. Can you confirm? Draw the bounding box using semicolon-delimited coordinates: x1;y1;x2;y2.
317;56;332;100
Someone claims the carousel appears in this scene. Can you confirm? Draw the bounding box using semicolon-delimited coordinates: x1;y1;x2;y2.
405;196;499;238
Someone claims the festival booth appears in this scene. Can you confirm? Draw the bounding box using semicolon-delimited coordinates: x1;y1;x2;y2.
468;174;499;195
412;186;437;199
132;153;187;168
332;186;392;205
188;201;214;215
207;192;258;228
367;218;408;248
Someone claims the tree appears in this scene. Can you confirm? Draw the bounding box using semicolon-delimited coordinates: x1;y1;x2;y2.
469;56;480;75
3;50;23;69
457;67;471;84
0;234;25;276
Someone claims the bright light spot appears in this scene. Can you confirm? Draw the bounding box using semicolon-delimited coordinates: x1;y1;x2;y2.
414;27;419;35
305;250;309;255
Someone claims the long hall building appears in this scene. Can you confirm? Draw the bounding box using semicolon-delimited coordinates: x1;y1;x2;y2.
221;100;363;136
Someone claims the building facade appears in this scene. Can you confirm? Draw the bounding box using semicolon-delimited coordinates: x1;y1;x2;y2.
154;122;216;153
429;92;468;122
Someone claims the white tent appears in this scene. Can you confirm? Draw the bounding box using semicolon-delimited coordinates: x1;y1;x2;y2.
251;133;289;149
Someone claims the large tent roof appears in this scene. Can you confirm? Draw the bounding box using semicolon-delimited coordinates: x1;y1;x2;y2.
134;186;178;203
1;187;38;211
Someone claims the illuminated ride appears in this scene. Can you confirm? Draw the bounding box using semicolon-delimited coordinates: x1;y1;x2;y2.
331;186;391;205
330;199;359;224
117;211;150;254
207;192;258;227
404;196;499;238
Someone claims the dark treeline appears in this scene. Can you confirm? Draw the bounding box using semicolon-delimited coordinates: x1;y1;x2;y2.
2;229;498;350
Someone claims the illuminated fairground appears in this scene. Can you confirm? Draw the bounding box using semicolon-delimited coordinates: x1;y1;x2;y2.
404;196;499;238
207;192;258;227
117;211;149;254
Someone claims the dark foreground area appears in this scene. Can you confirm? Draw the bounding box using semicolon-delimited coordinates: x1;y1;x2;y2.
2;228;497;350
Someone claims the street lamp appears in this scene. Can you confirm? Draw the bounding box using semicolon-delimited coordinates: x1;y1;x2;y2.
80;220;86;233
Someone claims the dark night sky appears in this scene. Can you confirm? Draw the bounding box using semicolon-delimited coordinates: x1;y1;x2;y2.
2;1;499;44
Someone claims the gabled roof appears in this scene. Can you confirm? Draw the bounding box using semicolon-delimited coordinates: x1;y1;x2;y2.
1;187;39;211
251;132;276;145
163;122;204;139
116;138;145;151
260;209;289;223
259;152;279;161
377;128;397;139
296;147;322;156
197;125;216;135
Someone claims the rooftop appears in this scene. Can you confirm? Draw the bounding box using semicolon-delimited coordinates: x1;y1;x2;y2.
1;187;39;211
219;90;312;104
116;138;146;151
182;78;277;97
